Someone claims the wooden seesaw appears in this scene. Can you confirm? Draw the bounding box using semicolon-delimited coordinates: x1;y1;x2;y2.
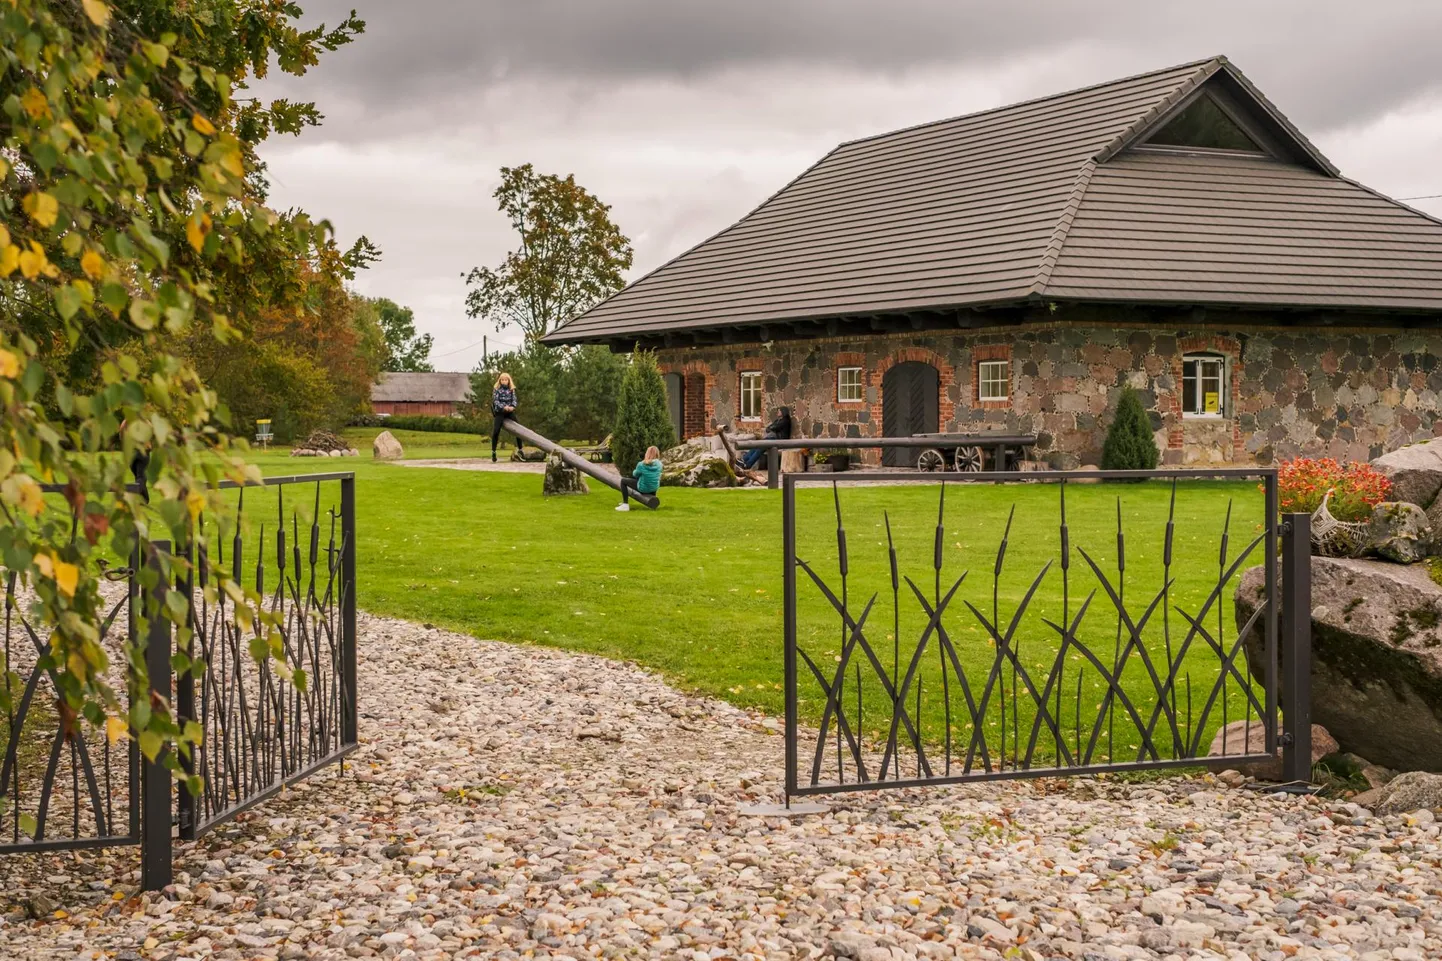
502;418;660;510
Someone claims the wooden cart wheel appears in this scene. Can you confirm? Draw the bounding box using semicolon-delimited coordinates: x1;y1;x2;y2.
916;448;947;472
955;445;984;472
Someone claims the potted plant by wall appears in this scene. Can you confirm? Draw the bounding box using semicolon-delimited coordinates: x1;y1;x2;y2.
827;449;853;472
810;450;833;472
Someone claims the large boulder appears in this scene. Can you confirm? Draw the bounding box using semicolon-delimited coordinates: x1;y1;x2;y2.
1371;439;1442;508
1236;556;1442;772
372;430;403;461
659;438;737;488
1353;770;1442;815
542;453;588;496
1364;501;1434;563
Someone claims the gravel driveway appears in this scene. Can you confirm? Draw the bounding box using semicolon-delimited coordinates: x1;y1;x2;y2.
2;613;1439;960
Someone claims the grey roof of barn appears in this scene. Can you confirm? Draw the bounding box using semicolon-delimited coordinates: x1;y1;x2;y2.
544;56;1442;347
371;371;472;403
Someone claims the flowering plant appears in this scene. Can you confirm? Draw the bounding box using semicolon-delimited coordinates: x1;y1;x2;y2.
1275;458;1392;521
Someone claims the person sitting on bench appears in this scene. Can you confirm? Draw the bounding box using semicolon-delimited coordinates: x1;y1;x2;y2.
740;407;791;470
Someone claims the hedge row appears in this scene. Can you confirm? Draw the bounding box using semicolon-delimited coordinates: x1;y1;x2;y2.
352;414;490;435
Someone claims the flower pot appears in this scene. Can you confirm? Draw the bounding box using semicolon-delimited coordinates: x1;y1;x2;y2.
830;454;851;473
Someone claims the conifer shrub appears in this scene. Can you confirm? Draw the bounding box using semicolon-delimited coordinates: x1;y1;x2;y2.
613;349;677;470
1100;386;1160;471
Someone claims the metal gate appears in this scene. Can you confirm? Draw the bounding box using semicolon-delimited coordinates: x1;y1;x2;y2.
0;473;357;888
782;468;1312;799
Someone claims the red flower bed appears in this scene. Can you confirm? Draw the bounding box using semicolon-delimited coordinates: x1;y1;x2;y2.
1276;457;1391;521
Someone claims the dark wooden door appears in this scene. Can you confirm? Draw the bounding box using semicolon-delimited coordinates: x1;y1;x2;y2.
881;362;939;467
664;372;683;441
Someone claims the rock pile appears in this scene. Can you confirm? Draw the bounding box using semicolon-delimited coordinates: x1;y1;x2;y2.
291;428;360;457
1371;439;1442;556
659;436;738;488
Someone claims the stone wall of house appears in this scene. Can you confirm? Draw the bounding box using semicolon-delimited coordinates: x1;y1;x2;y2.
657;323;1442;467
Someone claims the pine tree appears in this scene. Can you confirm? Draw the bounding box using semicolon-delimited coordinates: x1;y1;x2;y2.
1101;386;1161;471
613;350;677;470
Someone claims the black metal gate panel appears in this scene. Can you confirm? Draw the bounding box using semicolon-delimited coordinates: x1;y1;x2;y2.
1;562;140;854
178;473;357;839
782;469;1309;799
1;473;357;887
881;362;938;467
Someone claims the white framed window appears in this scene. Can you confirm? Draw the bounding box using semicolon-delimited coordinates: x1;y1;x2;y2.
1182;354;1225;417
978;360;1010;402
837;366;863;403
739;371;763;420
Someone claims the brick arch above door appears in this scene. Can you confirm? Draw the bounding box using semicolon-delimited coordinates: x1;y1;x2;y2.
871;347;956;431
660;360;714;439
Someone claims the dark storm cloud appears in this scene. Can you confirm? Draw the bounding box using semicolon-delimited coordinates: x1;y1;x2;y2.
285;0;1442;132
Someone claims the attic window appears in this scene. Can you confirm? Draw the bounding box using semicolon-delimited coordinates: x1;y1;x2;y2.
1145;95;1262;152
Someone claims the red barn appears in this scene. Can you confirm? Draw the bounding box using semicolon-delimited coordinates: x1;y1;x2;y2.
370;372;472;417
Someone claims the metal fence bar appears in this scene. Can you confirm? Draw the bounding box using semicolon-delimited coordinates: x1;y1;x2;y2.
140;541;173;893
1280;512;1313;783
783;475;799;803
340;475;358;746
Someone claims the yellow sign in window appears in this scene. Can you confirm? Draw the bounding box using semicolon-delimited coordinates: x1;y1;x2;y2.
1203;392;1220;414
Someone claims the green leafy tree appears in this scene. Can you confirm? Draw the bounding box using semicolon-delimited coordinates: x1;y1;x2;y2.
0;0;364;778
366;296;433;372
1101;386;1161;471
472;345;566;440
562;344;625;442
612;350;676;471
464;164;633;344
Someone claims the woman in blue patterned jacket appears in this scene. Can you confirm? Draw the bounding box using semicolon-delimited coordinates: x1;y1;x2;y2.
490;372;525;462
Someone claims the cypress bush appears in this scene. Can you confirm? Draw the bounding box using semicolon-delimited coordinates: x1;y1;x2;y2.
1100;385;1160;471
613;349;677;470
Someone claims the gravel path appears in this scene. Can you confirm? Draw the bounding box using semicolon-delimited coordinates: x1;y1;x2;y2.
3;614;1441;960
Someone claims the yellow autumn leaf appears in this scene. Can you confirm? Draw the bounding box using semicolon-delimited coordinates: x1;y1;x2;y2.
185;212;211;253
81;0;111;27
53;560;79;597
80;249;105;279
33;552;54;579
191;113;216;136
17;479;44;517
0;245;17;278
20;87;49;120
23;191;59;228
0;350;17;379
186;490;206;523
0;224;9;248
105;716;130;746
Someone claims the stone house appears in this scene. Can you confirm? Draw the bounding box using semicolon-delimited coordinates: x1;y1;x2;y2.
545;57;1442;467
370;371;472;417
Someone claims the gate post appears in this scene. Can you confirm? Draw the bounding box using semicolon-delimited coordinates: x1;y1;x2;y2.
140;540;174;892
767;449;780;490
340;475;358;746
1279;513;1313;784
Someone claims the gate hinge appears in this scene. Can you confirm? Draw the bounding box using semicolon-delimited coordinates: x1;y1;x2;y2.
1278;521;1293;535
1279;732;1294;746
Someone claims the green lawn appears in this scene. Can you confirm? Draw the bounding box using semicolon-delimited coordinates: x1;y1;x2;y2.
233;443;1273;774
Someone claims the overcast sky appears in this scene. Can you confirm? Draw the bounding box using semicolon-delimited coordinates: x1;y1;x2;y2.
256;1;1442;371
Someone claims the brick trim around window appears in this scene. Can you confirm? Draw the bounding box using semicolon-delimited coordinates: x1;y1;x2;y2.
972;343;1012;410
1168;334;1243;457
736;359;765;422
833;351;866;406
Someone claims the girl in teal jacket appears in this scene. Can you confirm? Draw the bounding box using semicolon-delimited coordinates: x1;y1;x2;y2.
617;446;662;511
